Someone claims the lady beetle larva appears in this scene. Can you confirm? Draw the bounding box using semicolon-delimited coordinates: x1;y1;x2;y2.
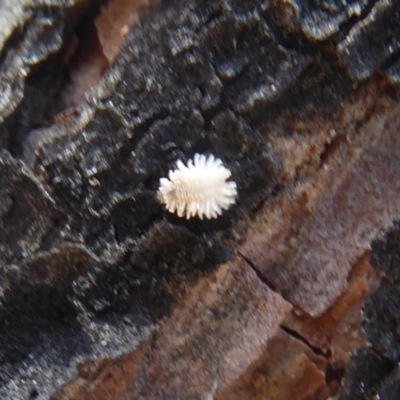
158;153;237;219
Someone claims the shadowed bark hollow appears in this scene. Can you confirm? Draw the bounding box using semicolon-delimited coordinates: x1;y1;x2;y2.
1;0;400;399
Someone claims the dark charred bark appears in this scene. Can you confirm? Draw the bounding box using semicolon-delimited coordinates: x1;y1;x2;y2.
1;0;400;399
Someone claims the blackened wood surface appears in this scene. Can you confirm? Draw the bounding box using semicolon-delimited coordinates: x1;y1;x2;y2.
336;222;400;400
1;0;400;399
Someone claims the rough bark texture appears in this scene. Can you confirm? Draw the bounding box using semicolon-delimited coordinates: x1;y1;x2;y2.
336;221;400;400
1;0;400;399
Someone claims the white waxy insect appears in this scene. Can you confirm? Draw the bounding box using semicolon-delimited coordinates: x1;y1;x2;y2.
158;153;237;219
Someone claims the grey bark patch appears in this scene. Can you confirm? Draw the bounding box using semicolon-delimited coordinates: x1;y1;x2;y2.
2;0;400;398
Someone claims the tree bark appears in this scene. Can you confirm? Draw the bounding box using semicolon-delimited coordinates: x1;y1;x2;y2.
1;0;400;399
